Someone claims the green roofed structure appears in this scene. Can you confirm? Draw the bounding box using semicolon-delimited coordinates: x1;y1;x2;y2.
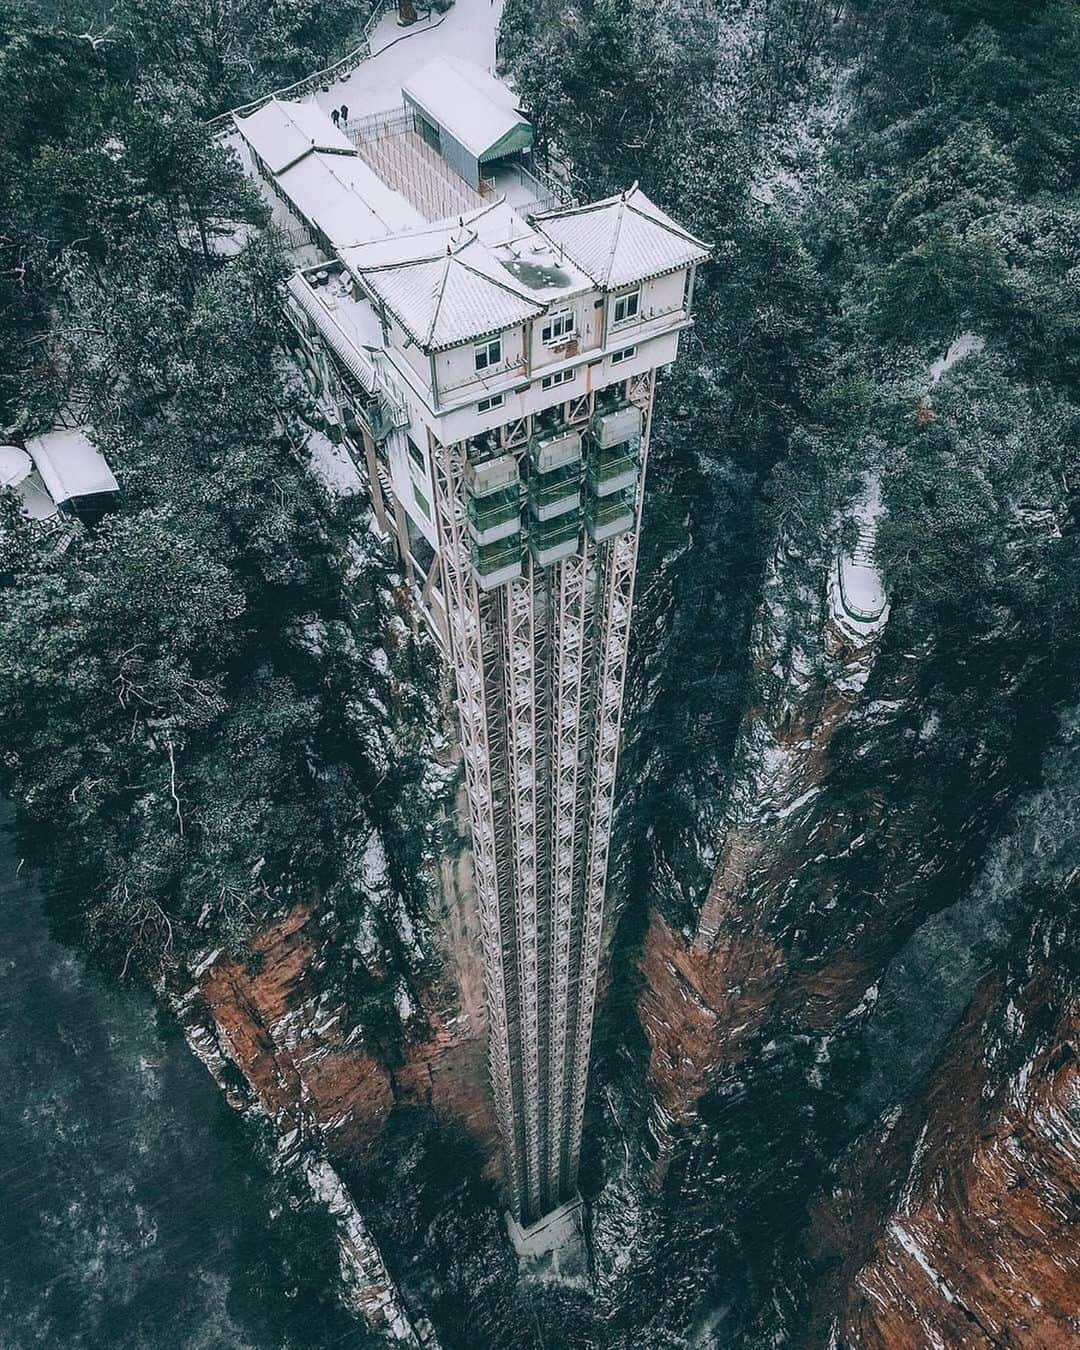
402;56;534;190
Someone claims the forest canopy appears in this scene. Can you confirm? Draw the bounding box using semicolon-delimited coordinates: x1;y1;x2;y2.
0;0;441;977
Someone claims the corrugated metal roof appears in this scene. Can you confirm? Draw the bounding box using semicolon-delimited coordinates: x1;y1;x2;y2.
234;98;355;175
402;57;533;163
278;152;422;248
534;186;709;289
345;222;545;351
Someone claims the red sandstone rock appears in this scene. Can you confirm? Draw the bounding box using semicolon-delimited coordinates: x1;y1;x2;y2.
805;962;1080;1348
195;902;499;1168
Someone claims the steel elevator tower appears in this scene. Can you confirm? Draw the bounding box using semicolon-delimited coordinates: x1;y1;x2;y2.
229;68;708;1237
433;377;656;1224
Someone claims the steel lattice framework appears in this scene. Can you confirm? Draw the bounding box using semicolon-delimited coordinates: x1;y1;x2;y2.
430;373;656;1225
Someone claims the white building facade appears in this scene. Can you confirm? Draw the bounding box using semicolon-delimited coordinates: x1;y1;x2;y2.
229;72;708;1233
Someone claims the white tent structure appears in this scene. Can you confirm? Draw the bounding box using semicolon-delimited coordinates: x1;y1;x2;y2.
0;444;57;521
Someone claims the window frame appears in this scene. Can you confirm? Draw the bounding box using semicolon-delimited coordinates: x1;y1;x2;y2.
406;436;426;472
477;393;505;414
540;309;576;346
540;368;574;391
474;336;502;372
610;345;637;366
611;288;641;327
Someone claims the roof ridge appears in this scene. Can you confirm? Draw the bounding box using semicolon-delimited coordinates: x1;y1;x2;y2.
454;252;543;307
424;250;456;347
600;182;636;285
623;197;711;251
532;191;625;224
352;252;452;274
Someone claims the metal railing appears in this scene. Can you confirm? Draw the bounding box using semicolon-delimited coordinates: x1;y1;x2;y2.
346;106;420;144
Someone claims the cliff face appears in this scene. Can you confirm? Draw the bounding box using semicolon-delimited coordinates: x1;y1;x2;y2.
190;900;498;1162
587;450;1075;1343
806;914;1079;1348
638;524;897;1140
170;848;499;1345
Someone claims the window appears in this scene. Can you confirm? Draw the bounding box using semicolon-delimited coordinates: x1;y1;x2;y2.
541;368;574;391
406;516;436;575
610;346;637;365
413;482;431;519
541;310;575;345
406;436;425;471
477;393;505;414
612;288;640;326
474;337;502;372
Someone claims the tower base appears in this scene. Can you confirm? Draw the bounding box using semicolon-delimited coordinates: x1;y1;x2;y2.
506;1197;589;1286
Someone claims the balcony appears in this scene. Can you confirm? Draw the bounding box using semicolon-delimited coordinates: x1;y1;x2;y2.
468;485;521;545
529;463;580;521
587;442;639;497
529;513;580;567
585;487;635;543
471;534;522;590
366;394;408;441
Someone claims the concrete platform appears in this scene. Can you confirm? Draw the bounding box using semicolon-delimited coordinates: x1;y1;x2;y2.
506;1197;590;1286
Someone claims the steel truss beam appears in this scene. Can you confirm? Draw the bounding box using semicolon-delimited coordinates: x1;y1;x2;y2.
429;370;657;1226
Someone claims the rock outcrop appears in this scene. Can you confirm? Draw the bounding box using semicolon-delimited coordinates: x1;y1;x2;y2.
186;903;496;1159
805;914;1079;1348
638;511;894;1143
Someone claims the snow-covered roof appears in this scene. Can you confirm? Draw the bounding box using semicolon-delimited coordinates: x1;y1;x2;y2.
286;273;379;393
534;185;710;289
0;444;31;489
1;445;56;520
343;218;546;351
402;57;533;163
233;98;355;175
278;150;422;248
25;427;118;504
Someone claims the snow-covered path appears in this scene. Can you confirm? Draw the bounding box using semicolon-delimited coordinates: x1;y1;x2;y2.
313;0;505;121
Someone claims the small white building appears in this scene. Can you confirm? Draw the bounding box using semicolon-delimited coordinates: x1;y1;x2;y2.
402;56;534;191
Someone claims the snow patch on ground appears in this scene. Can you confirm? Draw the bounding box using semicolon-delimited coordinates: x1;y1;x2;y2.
306;429;364;497
929;333;984;387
